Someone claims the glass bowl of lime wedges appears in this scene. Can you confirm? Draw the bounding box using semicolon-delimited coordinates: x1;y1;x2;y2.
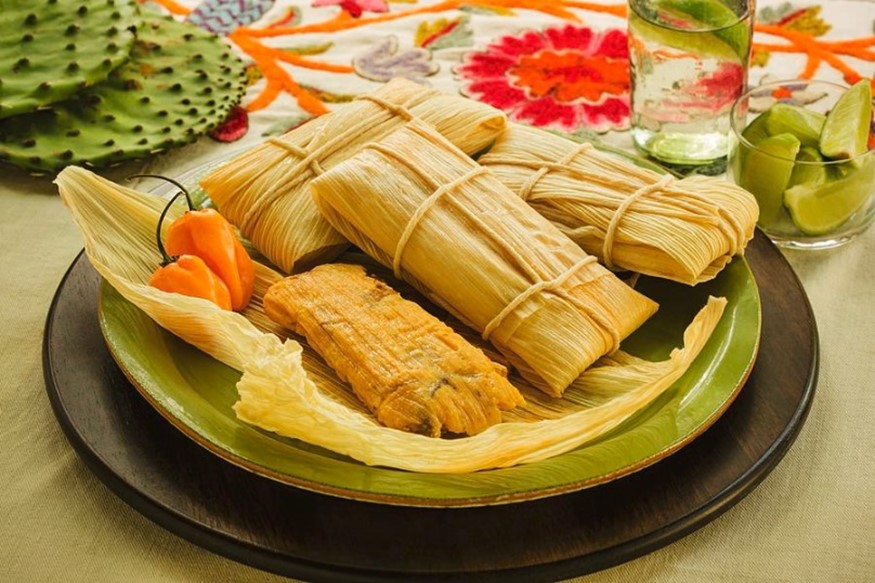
729;79;875;249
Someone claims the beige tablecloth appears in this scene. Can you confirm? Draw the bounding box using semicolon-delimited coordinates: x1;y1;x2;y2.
2;0;874;580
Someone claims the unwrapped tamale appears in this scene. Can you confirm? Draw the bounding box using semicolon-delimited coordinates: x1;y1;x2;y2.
479;124;759;285
199;78;507;273
310;120;658;396
264;263;524;437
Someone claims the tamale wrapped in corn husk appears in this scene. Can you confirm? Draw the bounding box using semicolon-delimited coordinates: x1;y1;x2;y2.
199;78;507;273
55;166;727;473
478;124;759;285
310;120;659;396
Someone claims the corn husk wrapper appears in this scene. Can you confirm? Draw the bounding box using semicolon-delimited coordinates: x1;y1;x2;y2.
199;78;507;273
478;125;759;285
311;120;660;396
55;166;726;474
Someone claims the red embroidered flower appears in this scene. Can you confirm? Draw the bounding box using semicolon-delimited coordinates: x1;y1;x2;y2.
312;0;388;19
455;24;630;132
210;106;249;142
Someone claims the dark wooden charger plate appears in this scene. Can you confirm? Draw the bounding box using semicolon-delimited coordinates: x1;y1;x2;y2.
43;230;817;581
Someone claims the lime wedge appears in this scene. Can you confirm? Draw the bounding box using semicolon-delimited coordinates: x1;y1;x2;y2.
629;9;739;63
787;146;827;189
741;111;771;146
784;155;875;235
655;0;750;61
766;103;826;148
739;133;801;227
819;79;872;160
734;112;771;179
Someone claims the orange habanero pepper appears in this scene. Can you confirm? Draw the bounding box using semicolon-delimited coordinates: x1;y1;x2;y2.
165;206;255;311
138;174;254;311
149;255;233;310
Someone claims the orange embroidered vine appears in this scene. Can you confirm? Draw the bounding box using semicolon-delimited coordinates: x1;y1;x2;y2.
230;30;330;114
184;1;873;118
563;1;627;19
142;0;191;16
754;23;875;85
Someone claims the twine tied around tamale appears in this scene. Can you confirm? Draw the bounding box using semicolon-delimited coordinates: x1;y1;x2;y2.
516;141;594;201
243;94;420;234
366;140;491;279
481;254;621;355
238;135;332;233
485;146;677;271
602;173;675;270
265;138;327;176
392;165;490;279
354;93;415;122
367;124;622;356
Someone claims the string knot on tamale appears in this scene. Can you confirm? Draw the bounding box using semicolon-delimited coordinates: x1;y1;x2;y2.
198;78;507;273
478;124;759;285
310;120;658;397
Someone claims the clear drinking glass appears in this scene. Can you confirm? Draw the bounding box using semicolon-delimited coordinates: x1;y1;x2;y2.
628;0;754;165
729;79;875;249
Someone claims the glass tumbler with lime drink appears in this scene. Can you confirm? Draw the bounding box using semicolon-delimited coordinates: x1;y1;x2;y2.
729;79;875;249
628;0;754;166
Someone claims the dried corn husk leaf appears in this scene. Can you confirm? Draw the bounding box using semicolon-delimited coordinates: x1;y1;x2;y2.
311;120;658;396
237;298;725;472
199;78;507;273
55;166;726;474
55;166;282;371
479;124;759;285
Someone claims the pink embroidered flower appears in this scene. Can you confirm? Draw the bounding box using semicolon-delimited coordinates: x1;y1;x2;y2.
455;24;630;132
312;0;388;18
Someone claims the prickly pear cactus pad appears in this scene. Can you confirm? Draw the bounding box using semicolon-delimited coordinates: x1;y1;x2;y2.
0;13;247;173
0;0;141;120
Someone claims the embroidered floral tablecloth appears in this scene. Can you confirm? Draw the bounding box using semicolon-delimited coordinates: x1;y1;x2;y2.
149;0;874;154
2;1;875;582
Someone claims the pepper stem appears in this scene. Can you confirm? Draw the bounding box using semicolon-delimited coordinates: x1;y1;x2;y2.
127;174;196;266
127;174;196;210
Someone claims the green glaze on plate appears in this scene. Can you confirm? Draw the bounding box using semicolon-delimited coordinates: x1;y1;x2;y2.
98;254;760;507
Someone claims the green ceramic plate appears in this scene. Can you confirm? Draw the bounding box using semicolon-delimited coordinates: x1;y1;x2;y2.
98;250;760;507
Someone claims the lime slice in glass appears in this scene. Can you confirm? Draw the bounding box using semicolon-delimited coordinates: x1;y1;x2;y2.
787;146;827;189
766;103;826;148
733;111;771;179
784;155;875;235
655;0;750;61
819;79;872;160
740;133;801;227
741;111;771;146
629;10;739;63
